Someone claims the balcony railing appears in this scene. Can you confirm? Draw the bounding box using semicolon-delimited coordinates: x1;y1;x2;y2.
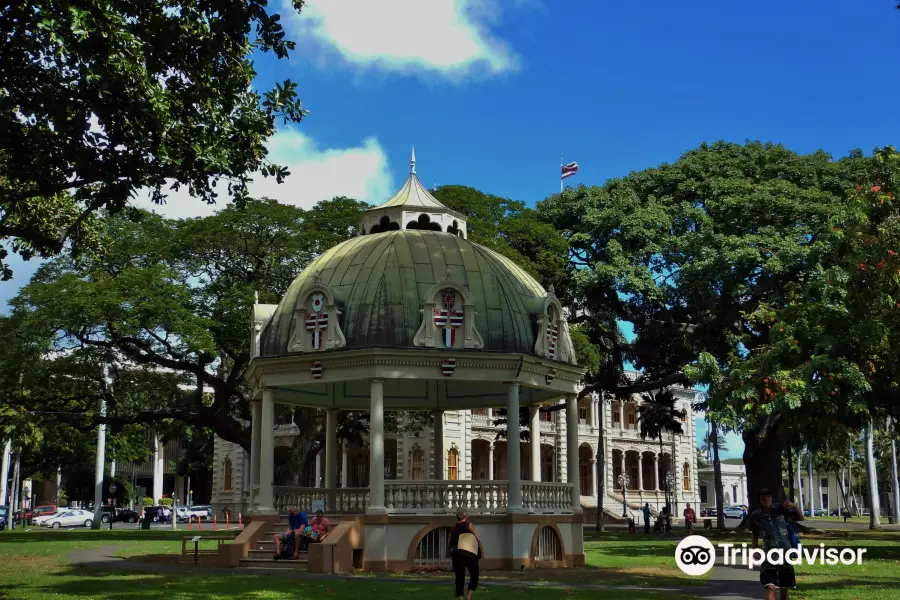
471;413;492;427
578;423;593;435
522;482;573;513
273;486;369;514
385;480;508;514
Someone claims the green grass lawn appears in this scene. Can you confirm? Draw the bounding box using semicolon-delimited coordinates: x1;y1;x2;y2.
0;529;693;600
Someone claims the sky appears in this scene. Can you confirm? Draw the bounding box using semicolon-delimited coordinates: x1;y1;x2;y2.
5;0;899;458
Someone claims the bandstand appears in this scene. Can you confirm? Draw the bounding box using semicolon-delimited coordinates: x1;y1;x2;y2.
225;150;586;573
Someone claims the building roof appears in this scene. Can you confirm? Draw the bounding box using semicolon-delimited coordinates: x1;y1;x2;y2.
259;229;548;355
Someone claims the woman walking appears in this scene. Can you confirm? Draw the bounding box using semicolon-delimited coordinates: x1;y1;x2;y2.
449;510;481;600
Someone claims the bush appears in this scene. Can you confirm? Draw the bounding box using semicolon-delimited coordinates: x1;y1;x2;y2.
142;496;154;506
158;497;174;507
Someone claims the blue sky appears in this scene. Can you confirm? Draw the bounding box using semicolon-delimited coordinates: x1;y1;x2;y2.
5;0;898;457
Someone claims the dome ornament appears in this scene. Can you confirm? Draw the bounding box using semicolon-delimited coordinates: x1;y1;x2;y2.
532;291;577;365
288;278;346;354
414;278;484;350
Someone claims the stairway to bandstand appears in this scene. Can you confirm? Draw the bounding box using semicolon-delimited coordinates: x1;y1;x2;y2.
237;516;343;570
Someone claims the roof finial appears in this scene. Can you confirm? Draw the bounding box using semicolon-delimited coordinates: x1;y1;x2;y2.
410;146;416;175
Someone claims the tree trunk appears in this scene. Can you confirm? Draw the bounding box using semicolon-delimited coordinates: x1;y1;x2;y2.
890;418;900;521
786;440;795;502
596;402;606;532
743;427;787;508
864;421;882;529
711;421;726;530
796;450;803;510
808;449;816;517
835;470;849;511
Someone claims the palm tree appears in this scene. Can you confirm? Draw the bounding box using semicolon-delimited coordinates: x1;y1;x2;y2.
700;429;728;462
865;419;882;529
637;389;685;512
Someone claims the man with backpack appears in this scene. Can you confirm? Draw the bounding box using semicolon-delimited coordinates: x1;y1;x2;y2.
738;488;804;600
273;506;307;560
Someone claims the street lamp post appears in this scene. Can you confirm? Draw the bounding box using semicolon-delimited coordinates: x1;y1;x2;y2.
665;471;676;513
617;473;630;517
108;482;117;530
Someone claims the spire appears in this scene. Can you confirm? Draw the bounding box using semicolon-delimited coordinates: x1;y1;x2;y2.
410;146;416;175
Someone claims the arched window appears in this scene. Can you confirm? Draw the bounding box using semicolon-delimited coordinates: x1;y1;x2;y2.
682;462;691;491
447;448;459;481
410;447;425;480
223;458;233;491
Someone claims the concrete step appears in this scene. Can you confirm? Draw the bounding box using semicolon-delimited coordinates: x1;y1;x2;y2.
238;557;308;569
248;549;309;561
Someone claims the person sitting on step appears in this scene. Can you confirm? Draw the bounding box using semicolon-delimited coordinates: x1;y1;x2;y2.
300;509;331;545
273;506;307;560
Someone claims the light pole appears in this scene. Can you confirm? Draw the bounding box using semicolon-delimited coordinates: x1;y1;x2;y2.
617;473;630;517
108;482;117;530
665;471;676;513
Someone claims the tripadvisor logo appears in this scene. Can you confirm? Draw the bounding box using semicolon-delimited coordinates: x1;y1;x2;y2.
675;535;867;576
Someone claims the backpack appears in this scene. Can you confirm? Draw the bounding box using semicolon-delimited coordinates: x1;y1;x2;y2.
280;534;295;559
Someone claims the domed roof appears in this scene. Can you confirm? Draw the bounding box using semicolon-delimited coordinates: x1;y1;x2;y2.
261;228;569;355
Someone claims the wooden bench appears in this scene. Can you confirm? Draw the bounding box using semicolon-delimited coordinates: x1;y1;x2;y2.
181;535;235;563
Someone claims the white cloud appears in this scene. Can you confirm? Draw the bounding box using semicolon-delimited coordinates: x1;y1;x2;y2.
131;129;393;219
284;0;521;77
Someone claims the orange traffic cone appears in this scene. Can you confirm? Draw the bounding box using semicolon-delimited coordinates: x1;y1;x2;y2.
213;515;218;531
187;517;192;531
197;515;202;530
226;514;230;529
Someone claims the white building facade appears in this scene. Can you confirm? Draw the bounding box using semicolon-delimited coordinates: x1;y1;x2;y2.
211;381;701;519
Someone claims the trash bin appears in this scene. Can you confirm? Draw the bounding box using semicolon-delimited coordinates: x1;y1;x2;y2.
141;516;151;529
704;518;712;530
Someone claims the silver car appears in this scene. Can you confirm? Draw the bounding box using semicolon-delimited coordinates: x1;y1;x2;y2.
722;506;744;519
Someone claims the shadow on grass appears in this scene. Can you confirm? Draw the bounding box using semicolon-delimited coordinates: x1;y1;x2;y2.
0;530;232;545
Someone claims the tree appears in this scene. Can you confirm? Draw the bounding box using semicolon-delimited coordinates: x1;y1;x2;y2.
0;0;309;277
538;141;872;508
2;198;367;448
637;389;685;511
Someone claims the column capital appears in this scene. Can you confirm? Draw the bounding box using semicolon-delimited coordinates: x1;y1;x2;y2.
369;378;385;384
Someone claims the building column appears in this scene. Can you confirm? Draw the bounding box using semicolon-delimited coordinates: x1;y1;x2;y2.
152;433;163;503
619;402;626;430
341;442;349;488
488;441;495;481
566;394;581;511
638;455;644;490
653;455;660;490
314;452;322;488
590;458;598;499
257;389;276;514
619;454;626;489
325;409;338;489
506;383;522;511
110;460;116;478
530;407;541;482
433;411;444;480
368;379;386;513
249;400;261;508
0;438;11;507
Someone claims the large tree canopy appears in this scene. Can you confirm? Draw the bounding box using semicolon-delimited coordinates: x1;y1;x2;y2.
0;0;308;278
2;197;366;448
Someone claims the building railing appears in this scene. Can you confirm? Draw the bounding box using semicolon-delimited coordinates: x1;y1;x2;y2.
385;480;508;514
540;421;554;432
578;423;593;435
522;482;573;513
273;486;369;514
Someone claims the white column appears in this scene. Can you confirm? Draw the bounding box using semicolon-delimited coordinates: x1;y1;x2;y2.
591;458;598;499
368;379;386;513
653;455;660;490
566;394;581;511
341;442;349;488
92;399;107;529
433;411;444;480
506;383;522;511
249;400;261;508
315;452;322;488
619;402;626;430
0;438;10;507
488;441;495;480
638;455;644;490
152;433;163;503
110;460;116;478
325;409;338;489
257;389;276;514
530;407;541;482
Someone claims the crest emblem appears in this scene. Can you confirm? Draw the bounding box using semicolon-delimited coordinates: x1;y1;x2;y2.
441;358;457;376
546;368;556;384
434;289;463;348
305;311;329;350
546;323;559;359
311;361;323;379
310;292;325;313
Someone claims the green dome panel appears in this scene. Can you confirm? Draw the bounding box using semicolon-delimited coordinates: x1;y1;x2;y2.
260;230;547;355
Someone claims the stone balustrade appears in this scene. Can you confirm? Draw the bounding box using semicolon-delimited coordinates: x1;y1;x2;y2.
273;486;369;514
384;480;509;514
522;482;573;513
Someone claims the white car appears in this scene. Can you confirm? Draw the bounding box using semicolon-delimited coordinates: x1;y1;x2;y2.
42;509;94;529
178;506;209;521
722;506;744;519
33;509;66;526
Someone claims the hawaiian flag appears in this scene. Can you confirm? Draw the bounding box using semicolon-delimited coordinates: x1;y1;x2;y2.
305;312;329;349
547;323;559;358
561;162;579;180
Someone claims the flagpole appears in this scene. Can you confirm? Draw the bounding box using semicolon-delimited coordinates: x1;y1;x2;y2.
560;153;563;194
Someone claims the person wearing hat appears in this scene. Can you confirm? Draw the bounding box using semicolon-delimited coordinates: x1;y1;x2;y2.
738;488;804;600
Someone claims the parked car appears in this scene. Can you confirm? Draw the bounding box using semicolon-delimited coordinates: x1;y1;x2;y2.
187;505;213;521
32;505;58;520
98;505;117;523
700;508;717;517
116;508;140;523
0;506;8;530
43;509;94;529
722;506;744;519
803;508;827;517
33;509;66;526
